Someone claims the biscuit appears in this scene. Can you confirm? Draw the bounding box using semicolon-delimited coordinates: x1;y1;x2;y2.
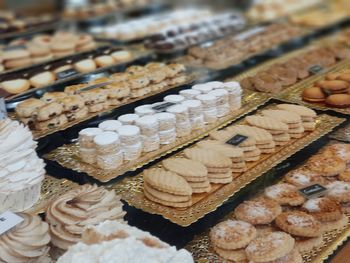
302;197;343;222
196;140;244;159
66;106;88;121
272;132;291;142
29;71;56;88
64;84;88;94
1;79;30;94
323;143;350;163
302;86;327;103
285;168;327;187
88;102;105;113
209;129;256;147
184;147;232;168
35;114;68;130
144;183;191;203
41;91;68;103
210;220;257;250
275;211;322;237
326;94;350;108
94;55;115;67
234;197;282;225
212;247;247;262
36;102;63;121
15;98;45;118
276;104;317;119
245;232;295;262
302;121;316;131
264;183;305;206
307;154;346;176
144;190;192;208
326;181;350;203
245;115;289;132
227;125;274;145
295;236;323;253
74;59;97;73
319;214;349;233
59;95;85;112
162;158;208;182
262;109;302;124
209;177;233;184
143;168;192;196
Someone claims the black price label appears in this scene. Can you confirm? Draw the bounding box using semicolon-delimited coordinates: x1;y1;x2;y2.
309;65;323;75
56;68;78;79
226;134;248;146
152;102;176;112
299;183;327;199
0;98;7;120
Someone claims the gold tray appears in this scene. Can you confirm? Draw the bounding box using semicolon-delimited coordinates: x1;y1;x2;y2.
10;73;195;140
26;175;78;215
43;92;269;183
111;113;344;226
276;60;350;115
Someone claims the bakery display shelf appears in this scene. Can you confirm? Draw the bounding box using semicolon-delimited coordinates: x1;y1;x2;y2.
43;92;269;183
4;47;155;105
110;100;344;226
329;123;350;142
186;212;349;263
0;41;111;78
276;60;350;115
0;20;60;42
8;71;195;140
26;175;78;215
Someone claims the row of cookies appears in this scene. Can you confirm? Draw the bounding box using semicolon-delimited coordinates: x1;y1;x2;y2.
0;31;97;71
208;142;350;262
14;62;187;131
239;44;350;93
302;67;350;108
0;49;133;96
182;23;301;69
77;81;242;169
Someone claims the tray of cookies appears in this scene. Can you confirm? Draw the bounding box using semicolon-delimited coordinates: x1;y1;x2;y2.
10;62;193;139
1;44;154;102
186;141;350;263
277;59;350;114
226;40;350;95
43;82;268;183
110;101;344;226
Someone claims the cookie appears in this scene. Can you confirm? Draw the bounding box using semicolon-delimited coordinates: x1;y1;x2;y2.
261;109;302;124
319;80;349;94
323;143;350;163
302;86;327;103
245;232;295;262
276;104;317;120
319;214;349;233
162;158;208;182
325;94;350;108
264;183;305;206
209;129;256;147
94;55;115;67
143;168;192;196
245;115;289;132
144;183;191;203
210;220;257;250
35;114;68;130
58;95;85;112
284;168;327;187
212;247;247;262
326;181;350;203
41;92;68;103
65;106;88;121
1;79;30;94
29;71;56;88
36;102;63;121
275;211;321;237
234;197;282;225
302;197;343;222
295;236;323;253
307;154;346;176
15;98;45;118
227;125;274;145
144;189;192;208
184;147;232;169
74;59;97;73
196;140;244;160
64;84;87;95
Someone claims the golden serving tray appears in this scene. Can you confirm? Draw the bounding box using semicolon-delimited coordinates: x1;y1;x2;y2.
186;142;350;263
111;112;344;226
26;175;78;215
43;92;269;183
276;60;350;115
9;72;196;140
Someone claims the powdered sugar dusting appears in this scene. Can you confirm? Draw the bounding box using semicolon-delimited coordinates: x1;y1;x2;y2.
286;214;313;227
302;199;322;212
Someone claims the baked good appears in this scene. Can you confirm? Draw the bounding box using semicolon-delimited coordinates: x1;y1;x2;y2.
306;154;346;176
15;98;45;119
143;168;192;207
318;80;349;94
36;102;63;121
275;211;322;237
94;55;115;67
46;184;126;250
284;168;327;186
302;197;343;222
74;59;97;73
245;231;295;262
0;213;51;263
41;91;68;103
325;94;350;108
111;50;131;62
58;220;194;263
234;197;282;225
323;143;350;163
264;183;305;206
302;87;327;102
29;71;56;88
0;119;45;212
1;79;30;94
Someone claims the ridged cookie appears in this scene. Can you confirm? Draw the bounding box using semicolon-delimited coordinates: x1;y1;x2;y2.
227;125;273;145
197;140;244;159
209;129;256;147
264;183;305;206
184;147;232;168
261;109;302;124
276;104;317;118
162;158;208;180
245;115;289;132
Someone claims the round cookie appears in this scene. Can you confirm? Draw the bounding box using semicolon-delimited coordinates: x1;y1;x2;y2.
307;154;346;176
302;87;327;103
264;183;305;206
325;94;350;108
1;79;30;94
302;197;343;222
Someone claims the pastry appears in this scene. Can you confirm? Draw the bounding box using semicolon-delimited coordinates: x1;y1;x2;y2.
284;168;327;186
46;184;126;250
34;114;68;130
41;91;68;103
302;197;343;222
306;154;346;176
1;79;30;94
234;197;282;225
74;59;97;73
264;183;305;206
325;94;350;108
302;86;327;102
15;98;45;118
318;80;349;94
111;50;131;61
94;55;115;67
322;143;350;163
29;71;56;88
36;102;63;121
98;120;122;132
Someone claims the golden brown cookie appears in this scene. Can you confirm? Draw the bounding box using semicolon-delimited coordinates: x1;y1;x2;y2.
264;183;305;206
307;154;346;176
302;197;343;222
284;168;328;187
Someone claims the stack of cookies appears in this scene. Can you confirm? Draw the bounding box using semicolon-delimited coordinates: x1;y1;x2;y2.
78;127;103;164
277;104;317;131
210;220;257;262
181;100;205;130
184;147;233;184
166;105;192;137
208;89;230;117
59;95;88;122
162;158;211;193
197;140;246;178
245;115;291;146
136;115;160;153
34;101;68;131
15;98;45;128
93;131;124;169
222;81;242;110
196;94;218;124
155;112;176;145
143;168;192;208
80;89;109;113
104;80;131;106
98;120;122;132
117;125;142;161
261;109;305;139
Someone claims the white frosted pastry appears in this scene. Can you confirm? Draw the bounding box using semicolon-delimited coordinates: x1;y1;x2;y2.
0;119;45;213
163;95;185;103
118;114;140;125
0;213;51;263
98;120;122;132
46;184;126;250
58;221;194;263
192;84;213;94
179;89;201;99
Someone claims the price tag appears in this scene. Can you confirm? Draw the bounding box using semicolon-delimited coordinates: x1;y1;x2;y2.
56;68;78;79
151;102;176;112
0;98;7;120
299;183;327;199
0;211;24;235
309;65;324;75
226;134;248;146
